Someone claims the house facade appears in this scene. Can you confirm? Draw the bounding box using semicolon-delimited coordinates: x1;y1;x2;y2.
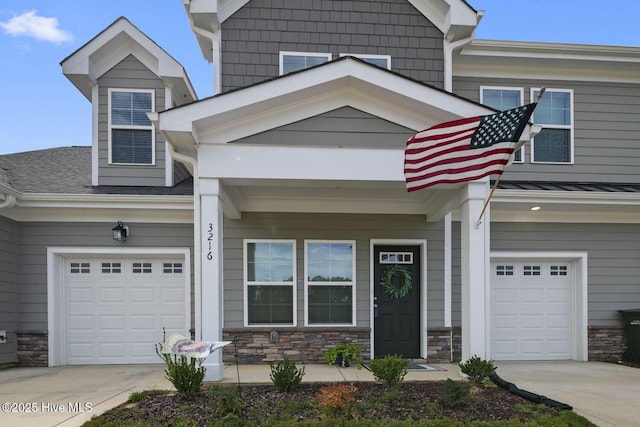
1;0;639;382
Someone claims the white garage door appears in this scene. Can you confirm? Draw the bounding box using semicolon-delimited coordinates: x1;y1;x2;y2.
64;258;186;364
491;261;572;360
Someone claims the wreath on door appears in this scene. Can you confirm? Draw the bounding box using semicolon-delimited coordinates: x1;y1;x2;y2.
380;265;412;299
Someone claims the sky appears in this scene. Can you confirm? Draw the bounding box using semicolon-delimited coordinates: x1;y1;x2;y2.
1;0;639;155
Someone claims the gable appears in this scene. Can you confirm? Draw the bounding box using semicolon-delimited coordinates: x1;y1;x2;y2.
232;107;414;149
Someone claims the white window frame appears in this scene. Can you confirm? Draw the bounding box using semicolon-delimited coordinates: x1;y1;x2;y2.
108;88;156;165
530;87;574;164
339;53;391;69
279;51;332;75
304;240;356;327
480;86;525;163
243;239;297;327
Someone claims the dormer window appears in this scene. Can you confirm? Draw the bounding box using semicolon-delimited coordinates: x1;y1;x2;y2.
279;51;331;75
108;89;155;165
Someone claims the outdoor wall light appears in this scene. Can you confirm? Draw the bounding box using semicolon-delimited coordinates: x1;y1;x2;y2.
112;221;129;241
530;206;541;211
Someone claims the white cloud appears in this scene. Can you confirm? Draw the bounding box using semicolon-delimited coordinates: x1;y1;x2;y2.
0;10;72;44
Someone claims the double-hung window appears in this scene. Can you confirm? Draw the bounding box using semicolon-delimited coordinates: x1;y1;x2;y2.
531;88;573;163
305;240;356;326
481;86;525;162
244;240;296;326
279;51;331;75
109;89;155;165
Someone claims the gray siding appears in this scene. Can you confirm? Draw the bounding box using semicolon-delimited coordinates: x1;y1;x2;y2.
221;0;444;91
234;107;414;148
223;212;447;328
491;222;640;326
15;222;194;331
173;161;191;184
97;55;168;187
453;77;640;184
0;216;18;364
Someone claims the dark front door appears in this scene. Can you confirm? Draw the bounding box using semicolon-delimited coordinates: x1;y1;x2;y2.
373;245;421;358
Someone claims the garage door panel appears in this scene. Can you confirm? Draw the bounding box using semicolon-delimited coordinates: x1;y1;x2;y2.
64;258;186;365
131;287;155;303
491;261;572;361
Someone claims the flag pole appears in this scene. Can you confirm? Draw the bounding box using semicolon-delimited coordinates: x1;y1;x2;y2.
474;88;546;229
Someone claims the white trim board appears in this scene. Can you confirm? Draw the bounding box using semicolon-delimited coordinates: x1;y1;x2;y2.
489;251;589;361
47;246;191;366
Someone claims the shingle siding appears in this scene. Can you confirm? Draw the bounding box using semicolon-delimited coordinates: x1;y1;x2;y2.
453;77;640;184
221;0;444;91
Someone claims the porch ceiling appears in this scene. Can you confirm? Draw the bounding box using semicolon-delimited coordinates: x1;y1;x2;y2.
220;178;459;220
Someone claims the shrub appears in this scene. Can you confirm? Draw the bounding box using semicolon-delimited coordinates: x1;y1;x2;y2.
369;354;408;388
315;383;358;415
155;331;205;399
270;358;305;392
441;378;471;408
323;343;363;367
459;355;497;385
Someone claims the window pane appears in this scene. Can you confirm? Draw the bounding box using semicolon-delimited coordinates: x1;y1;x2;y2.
483;89;521;111
362;57;388;68
534;128;570;162
247;242;294;282
247;285;293;324
307;242;353;282
283;55;328;74
112;129;152;163
308;285;352;324
534;91;571;125
111;92;152;126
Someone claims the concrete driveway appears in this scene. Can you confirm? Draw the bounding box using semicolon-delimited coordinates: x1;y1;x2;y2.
1;361;638;426
494;361;640;427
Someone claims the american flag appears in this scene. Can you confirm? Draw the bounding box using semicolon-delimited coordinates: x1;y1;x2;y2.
404;104;536;192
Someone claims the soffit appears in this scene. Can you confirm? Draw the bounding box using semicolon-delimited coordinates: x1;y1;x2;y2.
454;39;640;83
61;17;196;103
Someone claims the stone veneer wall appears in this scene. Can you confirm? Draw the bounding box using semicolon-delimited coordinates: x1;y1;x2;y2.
17;330;48;367
588;326;626;362
426;327;461;363
222;328;371;364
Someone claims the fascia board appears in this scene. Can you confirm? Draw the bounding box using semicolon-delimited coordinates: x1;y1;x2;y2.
492;189;640;206
14;193;193;209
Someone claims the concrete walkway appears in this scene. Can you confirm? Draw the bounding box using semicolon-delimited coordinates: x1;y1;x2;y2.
0;361;637;426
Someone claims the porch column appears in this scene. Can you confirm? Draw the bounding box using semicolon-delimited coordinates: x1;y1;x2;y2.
199;178;225;381
460;181;490;362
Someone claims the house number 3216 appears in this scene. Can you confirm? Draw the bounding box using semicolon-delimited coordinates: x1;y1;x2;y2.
206;223;214;260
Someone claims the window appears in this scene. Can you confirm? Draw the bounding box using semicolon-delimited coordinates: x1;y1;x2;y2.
495;265;515;276
101;262;122;274
69;262;91;274
481;87;525;162
531;88;573;163
109;89;155;164
132;262;153;274
245;240;296;326
339;53;391;69
279;51;331;75
163;262;183;274
305;241;355;326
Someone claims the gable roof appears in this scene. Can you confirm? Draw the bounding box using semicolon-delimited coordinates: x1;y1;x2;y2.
158;56;496;157
61;17;196;104
184;0;481;62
